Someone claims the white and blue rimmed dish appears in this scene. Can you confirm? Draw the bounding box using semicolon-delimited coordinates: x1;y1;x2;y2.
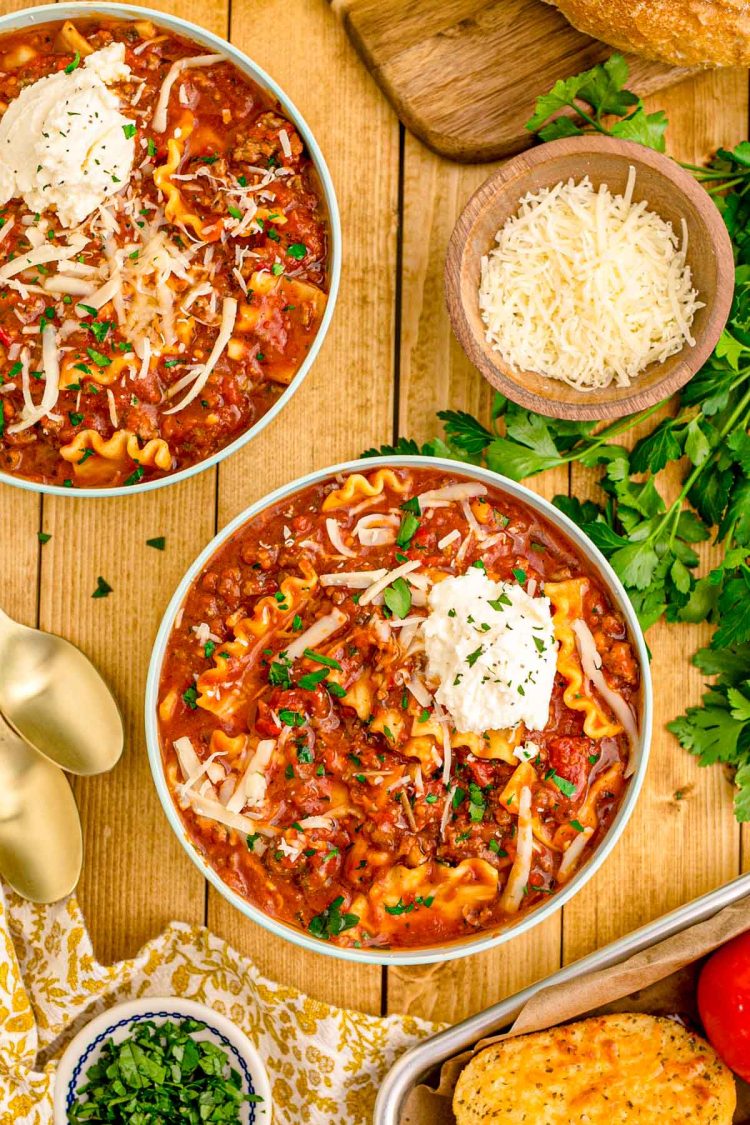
145;455;653;966
53;995;273;1124
0;2;341;499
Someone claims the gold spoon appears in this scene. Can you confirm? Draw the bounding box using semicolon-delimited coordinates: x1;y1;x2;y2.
0;714;82;902
0;607;124;776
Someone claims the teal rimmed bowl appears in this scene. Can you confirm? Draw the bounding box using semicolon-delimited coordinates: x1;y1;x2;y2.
145;456;653;966
0;2;341;498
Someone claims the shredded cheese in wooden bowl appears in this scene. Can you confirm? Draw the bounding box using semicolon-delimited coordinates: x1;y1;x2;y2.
478;167;703;392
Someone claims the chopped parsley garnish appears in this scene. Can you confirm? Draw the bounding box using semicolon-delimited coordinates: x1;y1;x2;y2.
228;205;243;220
547;770;577;797
146;536;166;550
570;819;585;832
298;667;329;691
383;576;411;619
327;681;347;699
418;708;430;723
489;593;512;610
68;411;84;427
92;576;112;599
204;641;216;659
124;466;145;486
512;567;527;584
147;137;157;157
292;614;303;631
67;1017;259;1124
86;319;111;344
182;685;198;709
488;839;508;856
384;897;415;916
287;242;307;260
86;347;111;368
468;782;486;823
465;645;484;667
269;659;292;688
297;745;314;764
279;708;305;728
64;52;80;74
452;786;466;811
303;648;341;670
425;793;438;804
122;123;137;139
396;511;420;549
308;896;358;939
246;833;261;851
37;531;51;544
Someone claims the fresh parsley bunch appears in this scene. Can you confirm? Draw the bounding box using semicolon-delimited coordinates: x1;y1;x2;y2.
364;56;750;820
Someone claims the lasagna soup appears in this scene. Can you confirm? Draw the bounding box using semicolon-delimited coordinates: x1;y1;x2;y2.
0;17;330;487
157;467;642;949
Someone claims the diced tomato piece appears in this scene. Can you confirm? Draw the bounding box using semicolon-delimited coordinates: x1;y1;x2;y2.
546;736;594;795
255;700;281;737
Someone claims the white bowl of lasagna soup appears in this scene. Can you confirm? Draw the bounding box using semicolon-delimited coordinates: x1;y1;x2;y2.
146;457;652;965
0;4;340;494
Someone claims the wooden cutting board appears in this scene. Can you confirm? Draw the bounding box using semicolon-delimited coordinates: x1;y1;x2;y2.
331;0;691;163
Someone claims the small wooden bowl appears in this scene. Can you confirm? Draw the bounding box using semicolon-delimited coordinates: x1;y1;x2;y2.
445;136;735;420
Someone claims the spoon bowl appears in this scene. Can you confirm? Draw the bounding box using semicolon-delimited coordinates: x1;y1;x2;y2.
0;608;124;776
0;714;82;902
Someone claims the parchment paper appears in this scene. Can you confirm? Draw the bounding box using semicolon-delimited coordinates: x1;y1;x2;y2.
402;896;750;1123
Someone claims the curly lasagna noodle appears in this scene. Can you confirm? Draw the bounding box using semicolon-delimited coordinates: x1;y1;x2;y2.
0;18;329;487
158;467;642;949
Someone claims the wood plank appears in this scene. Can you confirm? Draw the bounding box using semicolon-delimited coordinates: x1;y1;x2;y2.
0;489;39;627
387;136;569;1022
206;0;400;1014
28;0;229;965
334;0;690;163
563;69;748;965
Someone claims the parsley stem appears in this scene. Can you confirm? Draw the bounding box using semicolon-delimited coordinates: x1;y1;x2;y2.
554;400;668;468
567;101;612;136
659;384;750;549
703;177;750;195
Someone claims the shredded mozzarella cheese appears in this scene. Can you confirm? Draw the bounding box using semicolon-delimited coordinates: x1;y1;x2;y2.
479;171;703;391
152;54;224;132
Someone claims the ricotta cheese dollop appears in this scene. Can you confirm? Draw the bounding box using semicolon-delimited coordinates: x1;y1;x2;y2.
423;569;558;735
0;43;135;228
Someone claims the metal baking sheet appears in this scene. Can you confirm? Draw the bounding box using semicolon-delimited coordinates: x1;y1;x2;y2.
375;871;750;1125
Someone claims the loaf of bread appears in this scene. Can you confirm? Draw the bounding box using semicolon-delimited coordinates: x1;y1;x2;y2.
453;1013;736;1124
546;0;750;67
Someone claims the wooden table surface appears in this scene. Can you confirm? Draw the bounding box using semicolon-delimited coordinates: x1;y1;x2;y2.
2;0;749;1030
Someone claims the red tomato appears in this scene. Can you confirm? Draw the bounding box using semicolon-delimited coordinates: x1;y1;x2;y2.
697;930;750;1080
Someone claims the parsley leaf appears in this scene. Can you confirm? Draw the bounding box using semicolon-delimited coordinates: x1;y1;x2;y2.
91;576;112;599
308;896;359;939
383;576;412;619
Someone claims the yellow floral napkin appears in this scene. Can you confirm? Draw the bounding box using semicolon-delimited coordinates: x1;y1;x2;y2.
0;884;439;1124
